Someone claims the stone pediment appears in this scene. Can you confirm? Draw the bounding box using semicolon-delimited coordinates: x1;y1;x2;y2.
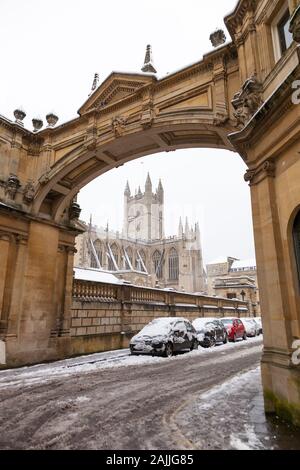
78;72;156;115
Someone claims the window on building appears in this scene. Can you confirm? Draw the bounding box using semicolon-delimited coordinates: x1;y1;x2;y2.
153;250;163;279
108;243;119;271
227;293;237;300
278;10;293;55
293;211;300;289
168;248;179;281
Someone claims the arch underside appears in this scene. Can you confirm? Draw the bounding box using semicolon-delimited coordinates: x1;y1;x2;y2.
35;120;237;223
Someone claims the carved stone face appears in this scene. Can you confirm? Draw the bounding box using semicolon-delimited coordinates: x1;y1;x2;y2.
23;183;35;203
5;175;20;200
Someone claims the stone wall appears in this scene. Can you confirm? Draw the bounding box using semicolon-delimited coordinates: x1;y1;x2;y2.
71;279;250;356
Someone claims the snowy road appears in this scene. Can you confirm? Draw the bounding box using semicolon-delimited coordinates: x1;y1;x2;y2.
0;337;263;450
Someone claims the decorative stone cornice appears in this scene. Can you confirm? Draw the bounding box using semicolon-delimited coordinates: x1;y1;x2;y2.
244;159;275;185
0;231;11;242
229;66;299;156
224;0;257;40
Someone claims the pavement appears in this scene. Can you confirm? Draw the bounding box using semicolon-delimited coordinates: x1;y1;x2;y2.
0;336;299;450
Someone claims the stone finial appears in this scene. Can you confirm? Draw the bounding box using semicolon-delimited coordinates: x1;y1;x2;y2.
32;118;43;133
13;108;26;127
290;5;300;43
209;29;227;48
89;73;100;96
46;113;59;128
141;45;157;74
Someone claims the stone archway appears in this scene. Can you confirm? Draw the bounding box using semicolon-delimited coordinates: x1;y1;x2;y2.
1;0;300;425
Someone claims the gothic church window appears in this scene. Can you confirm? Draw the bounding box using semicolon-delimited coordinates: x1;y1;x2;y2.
153;250;163;279
293;211;300;288
168;248;179;281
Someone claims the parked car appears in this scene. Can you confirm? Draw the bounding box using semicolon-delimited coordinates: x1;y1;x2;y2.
130;317;198;357
192;318;228;348
253;317;263;335
220;317;247;342
241;318;257;337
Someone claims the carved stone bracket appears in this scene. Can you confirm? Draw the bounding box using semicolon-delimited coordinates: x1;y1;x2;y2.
232;75;263;127
290;4;300;43
69;201;82;221
5;175;21;200
23;181;35;204
140;102;155;129
111;116;127;137
244;159;275;186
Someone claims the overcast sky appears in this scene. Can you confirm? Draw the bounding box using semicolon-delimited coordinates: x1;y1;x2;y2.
0;0;255;264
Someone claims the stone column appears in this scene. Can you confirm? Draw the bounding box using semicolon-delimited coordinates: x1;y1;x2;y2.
7;221;71;366
0;233;10;336
5;235;28;339
248;161;300;425
61;246;76;336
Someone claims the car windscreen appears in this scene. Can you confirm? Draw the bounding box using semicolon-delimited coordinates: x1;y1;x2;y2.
193;319;215;331
221;319;234;325
138;320;172;337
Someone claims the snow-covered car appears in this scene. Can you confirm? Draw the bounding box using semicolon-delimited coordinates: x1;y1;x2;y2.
130;317;198;357
253;317;263;335
193;318;228;348
240;318;257;337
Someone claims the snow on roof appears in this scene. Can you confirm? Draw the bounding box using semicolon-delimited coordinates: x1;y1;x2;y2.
74;267;122;285
231;259;256;270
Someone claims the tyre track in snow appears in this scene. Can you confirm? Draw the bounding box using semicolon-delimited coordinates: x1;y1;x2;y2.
0;339;263;450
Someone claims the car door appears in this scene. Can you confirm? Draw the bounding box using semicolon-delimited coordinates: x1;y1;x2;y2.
213;320;222;342
172;321;188;351
237;319;244;338
184;321;195;348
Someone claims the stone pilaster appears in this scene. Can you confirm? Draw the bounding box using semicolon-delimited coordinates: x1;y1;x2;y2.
0;233;11;336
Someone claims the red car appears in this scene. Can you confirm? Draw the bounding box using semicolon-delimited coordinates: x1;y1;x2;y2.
220;317;247;342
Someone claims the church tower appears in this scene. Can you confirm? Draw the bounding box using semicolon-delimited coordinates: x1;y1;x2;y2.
123;173;164;241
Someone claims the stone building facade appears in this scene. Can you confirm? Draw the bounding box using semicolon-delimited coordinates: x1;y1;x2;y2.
74;174;206;293
207;257;260;316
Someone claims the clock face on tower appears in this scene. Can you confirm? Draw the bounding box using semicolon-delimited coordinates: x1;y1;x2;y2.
128;205;145;236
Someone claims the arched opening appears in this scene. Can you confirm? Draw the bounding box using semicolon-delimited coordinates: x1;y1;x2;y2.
153;250;163;279
168;248;179;281
293;210;300;288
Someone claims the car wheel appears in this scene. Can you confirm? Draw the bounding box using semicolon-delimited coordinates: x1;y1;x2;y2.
210;337;216;348
243;332;247;341
164;343;173;358
223;334;228;344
